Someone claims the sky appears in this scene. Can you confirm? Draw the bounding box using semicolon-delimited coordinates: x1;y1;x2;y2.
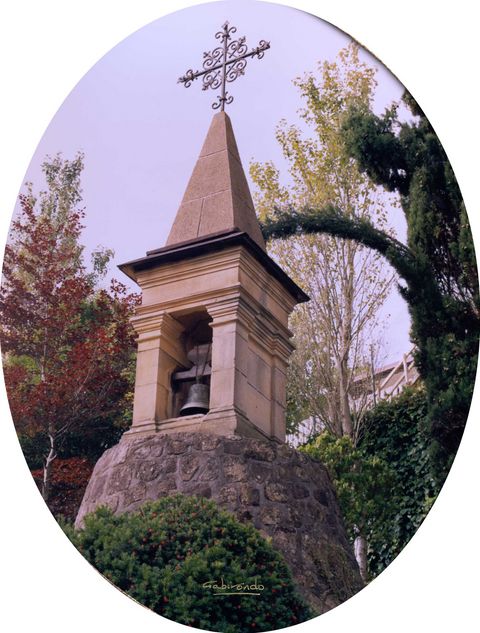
15;0;412;364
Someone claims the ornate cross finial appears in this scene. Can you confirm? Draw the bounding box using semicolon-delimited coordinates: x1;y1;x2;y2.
178;22;270;111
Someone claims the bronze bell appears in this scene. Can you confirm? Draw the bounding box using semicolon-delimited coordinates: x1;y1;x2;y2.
180;382;210;416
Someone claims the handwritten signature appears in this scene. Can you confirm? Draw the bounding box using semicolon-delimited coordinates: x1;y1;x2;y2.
202;577;265;596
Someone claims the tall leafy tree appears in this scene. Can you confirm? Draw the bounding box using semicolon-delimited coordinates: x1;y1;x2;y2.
261;90;479;475
250;44;394;442
1;154;138;501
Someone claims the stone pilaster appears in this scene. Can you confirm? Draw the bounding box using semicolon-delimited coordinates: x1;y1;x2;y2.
125;311;188;437
269;334;293;441
203;296;255;436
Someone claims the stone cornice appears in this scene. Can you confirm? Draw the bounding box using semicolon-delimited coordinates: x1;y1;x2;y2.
118;229;309;305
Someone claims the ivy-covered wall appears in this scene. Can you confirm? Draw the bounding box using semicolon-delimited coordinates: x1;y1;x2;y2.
359;387;440;576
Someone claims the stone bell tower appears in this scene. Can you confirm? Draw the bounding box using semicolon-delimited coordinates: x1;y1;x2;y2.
119;112;308;443
77;25;363;611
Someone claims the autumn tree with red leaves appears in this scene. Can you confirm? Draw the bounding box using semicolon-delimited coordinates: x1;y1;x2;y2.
1;153;138;502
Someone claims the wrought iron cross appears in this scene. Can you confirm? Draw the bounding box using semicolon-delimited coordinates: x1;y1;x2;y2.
178;22;270;111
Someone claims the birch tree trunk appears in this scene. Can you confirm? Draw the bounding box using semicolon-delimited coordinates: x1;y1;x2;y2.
42;433;57;502
354;534;368;583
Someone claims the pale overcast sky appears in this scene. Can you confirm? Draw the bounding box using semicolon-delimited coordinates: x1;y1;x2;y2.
15;0;411;361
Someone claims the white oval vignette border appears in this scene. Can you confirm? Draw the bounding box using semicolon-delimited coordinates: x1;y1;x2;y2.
1;2;478;632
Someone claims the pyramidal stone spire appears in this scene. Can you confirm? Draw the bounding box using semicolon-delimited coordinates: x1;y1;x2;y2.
166;111;266;250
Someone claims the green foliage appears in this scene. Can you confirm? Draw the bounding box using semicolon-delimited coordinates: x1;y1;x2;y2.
19;416;128;470
56;514;75;535
359;386;439;576
261;88;479;475
301;387;440;578
341;94;479;473
1;153;138;501
285;364;312;435
301;433;394;561
18;432;50;470
251;43;394;440
69;496;313;631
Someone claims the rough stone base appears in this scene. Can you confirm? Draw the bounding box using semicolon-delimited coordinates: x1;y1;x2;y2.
75;432;363;613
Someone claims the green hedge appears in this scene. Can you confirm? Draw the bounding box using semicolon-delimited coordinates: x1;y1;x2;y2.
359;386;440;575
300;387;441;579
67;495;313;632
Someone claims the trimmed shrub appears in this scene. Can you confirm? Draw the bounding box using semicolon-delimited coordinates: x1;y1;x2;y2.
67;495;313;632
